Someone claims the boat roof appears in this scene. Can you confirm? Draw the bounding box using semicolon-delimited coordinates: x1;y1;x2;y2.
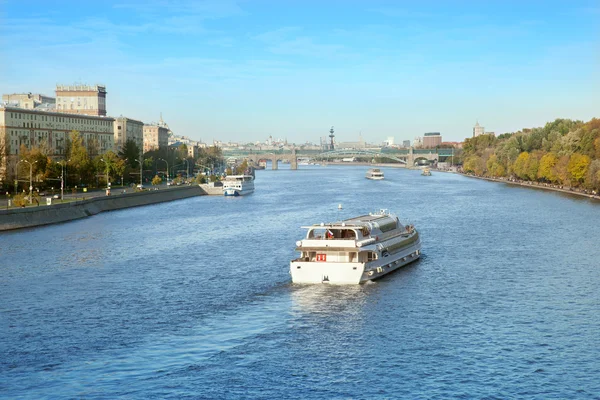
301;212;394;229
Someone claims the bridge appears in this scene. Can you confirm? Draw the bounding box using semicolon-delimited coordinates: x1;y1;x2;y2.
225;148;453;170
316;149;407;164
244;149;298;170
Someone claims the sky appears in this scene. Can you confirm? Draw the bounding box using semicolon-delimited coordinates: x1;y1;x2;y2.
0;0;598;144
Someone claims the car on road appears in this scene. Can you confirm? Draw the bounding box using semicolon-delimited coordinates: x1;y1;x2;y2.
136;184;145;190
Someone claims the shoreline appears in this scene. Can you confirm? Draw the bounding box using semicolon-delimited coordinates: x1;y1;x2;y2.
460;173;600;201
0;185;211;232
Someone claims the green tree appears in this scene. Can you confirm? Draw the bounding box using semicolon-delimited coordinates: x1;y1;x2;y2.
585;159;600;191
178;144;188;160
19;144;52;184
526;152;541;181
234;160;249;175
151;175;162;186
119;139;141;168
66;130;92;187
113;158;127;185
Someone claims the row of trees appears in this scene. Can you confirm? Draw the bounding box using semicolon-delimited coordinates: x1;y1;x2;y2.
2;130;225;193
461;118;600;191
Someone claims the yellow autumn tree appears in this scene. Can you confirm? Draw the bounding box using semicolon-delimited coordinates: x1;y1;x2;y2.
463;156;485;175
553;155;570;185
486;154;506;177
537;153;559;182
512;152;530;179
567;153;590;186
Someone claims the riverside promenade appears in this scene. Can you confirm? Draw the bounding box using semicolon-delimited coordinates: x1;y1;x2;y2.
461;173;600;201
0;184;220;232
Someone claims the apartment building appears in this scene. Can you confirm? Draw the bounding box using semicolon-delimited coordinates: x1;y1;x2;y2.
0;106;115;179
55;84;107;116
143;124;169;152
114;116;144;153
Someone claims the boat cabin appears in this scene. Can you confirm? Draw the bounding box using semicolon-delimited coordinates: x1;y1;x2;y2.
306;227;363;240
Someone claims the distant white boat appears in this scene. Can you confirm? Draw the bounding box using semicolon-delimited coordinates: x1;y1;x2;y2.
298;157;318;166
366;168;384;180
223;174;255;196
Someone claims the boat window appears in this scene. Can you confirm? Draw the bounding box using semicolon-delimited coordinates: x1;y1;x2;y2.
341;229;356;239
307;229;319;239
367;251;377;261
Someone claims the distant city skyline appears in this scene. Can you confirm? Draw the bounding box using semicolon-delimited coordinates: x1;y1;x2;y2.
0;0;598;144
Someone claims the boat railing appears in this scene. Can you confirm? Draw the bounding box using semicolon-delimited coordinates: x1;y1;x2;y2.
300;239;357;248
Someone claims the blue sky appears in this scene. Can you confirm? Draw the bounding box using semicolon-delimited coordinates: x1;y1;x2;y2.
0;0;598;144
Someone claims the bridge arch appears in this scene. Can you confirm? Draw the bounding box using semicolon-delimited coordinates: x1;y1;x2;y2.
413;157;432;166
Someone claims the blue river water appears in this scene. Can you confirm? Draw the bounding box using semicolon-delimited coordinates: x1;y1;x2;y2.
1;165;599;399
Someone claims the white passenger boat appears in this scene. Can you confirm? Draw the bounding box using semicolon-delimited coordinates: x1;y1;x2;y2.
366;168;384;180
223;174;255;196
290;209;421;284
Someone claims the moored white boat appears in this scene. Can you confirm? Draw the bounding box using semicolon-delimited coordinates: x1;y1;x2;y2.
290;209;421;284
223;174;255;196
366;168;384;180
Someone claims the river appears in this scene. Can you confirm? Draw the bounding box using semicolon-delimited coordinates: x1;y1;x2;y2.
1;165;599;399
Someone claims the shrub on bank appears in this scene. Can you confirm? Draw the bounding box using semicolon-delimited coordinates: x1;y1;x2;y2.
12;194;27;207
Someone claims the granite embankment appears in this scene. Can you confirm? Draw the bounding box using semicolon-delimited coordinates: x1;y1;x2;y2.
0;185;210;232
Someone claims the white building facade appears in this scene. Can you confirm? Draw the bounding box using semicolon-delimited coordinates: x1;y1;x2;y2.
56;84;107;116
473;121;485;137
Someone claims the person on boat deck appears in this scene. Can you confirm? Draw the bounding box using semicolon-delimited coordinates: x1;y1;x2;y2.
326;230;334;239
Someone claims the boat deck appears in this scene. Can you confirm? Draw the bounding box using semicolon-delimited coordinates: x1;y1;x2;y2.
343;214;388;224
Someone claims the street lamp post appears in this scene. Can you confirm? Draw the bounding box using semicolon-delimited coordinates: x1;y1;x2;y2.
100;158;109;187
135;158;143;185
183;159;189;178
56;161;64;201
20;159;37;204
158;158;169;181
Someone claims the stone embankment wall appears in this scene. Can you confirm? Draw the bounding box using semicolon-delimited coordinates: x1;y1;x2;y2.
0;185;208;232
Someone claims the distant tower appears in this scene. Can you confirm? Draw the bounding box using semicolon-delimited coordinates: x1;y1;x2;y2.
473;120;485;137
329;126;335;151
